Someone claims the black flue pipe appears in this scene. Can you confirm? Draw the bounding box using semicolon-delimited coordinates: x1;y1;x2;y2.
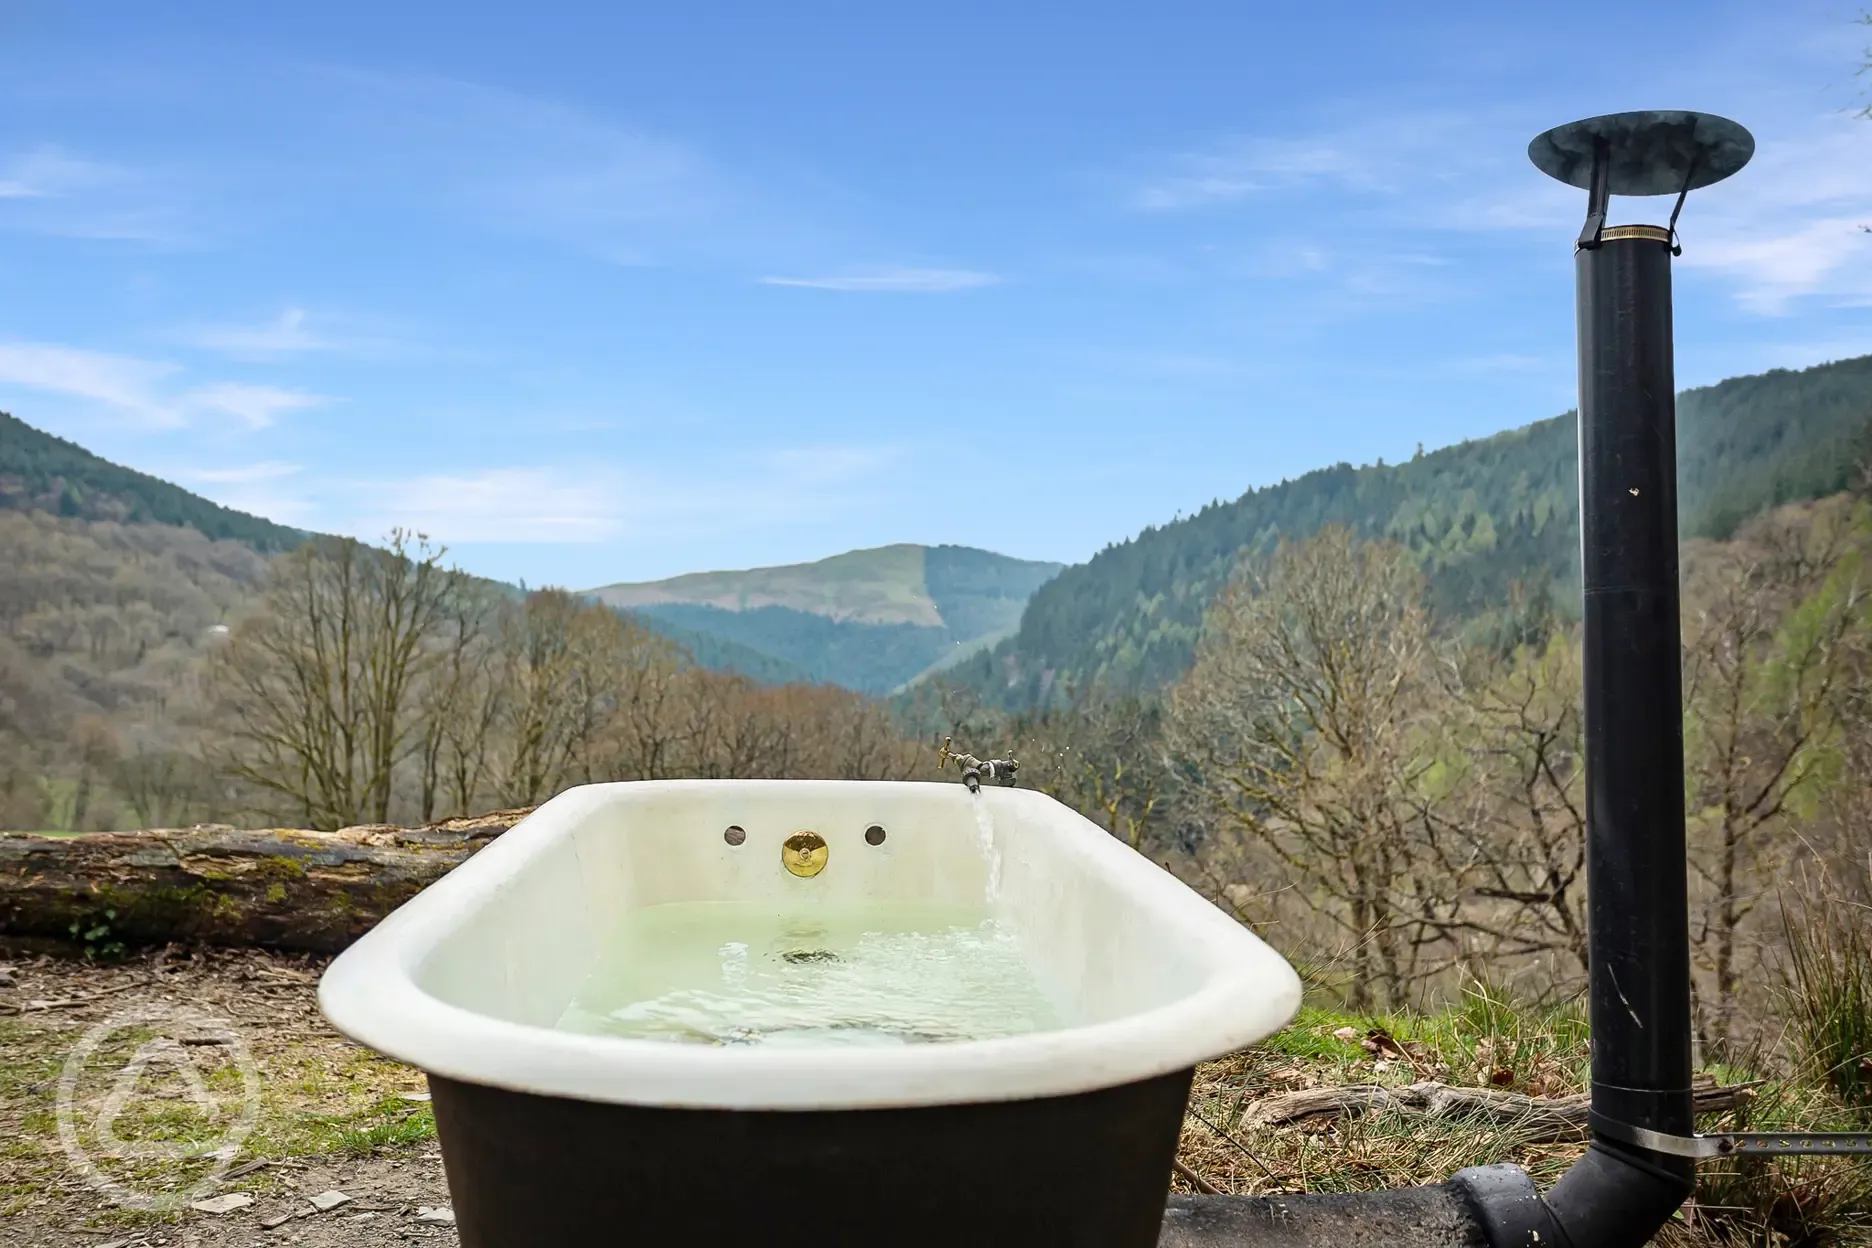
1538;222;1700;1241
1443;222;1700;1248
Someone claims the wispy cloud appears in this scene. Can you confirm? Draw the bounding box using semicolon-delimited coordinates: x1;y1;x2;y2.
1684;217;1872;315
183;461;303;484
338;444;904;547
1670;122;1872;314
181;382;327;430
0;148;112;200
0;338;327;430
182;308;335;356
352;468;625;543
0;343;182;425
0;145;192;242
1128;123;1456;212
314;69;736;265
758;268;1000;293
1138;101;1872;318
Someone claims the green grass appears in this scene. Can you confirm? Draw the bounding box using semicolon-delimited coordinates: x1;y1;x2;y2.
1253;987;1591;1095
0;1012;435;1228
1783;882;1872;1120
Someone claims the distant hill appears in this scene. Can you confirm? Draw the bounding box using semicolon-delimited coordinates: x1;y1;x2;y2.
586;544;1064;694
1;412;1031;698
0;411;308;553
938;354;1872;708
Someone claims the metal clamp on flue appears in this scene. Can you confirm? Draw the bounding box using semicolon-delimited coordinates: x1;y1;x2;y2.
1592;1114;1872;1159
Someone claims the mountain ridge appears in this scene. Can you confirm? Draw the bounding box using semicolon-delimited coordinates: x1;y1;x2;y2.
933;353;1872;708
586;543;1065;693
0;412;308;553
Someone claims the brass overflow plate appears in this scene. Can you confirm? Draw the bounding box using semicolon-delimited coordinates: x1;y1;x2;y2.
782;831;828;878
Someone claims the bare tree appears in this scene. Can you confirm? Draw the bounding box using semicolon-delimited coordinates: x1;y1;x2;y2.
414;584;498;821
68;717;120;831
1165;526;1452;1009
115;746;215;829
1681;497;1872;1046
487;592;680;804
207;531;469;830
1438;633;1591;993
1013;689;1172;852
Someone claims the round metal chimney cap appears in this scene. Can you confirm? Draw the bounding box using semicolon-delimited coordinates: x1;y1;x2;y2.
1528;110;1753;196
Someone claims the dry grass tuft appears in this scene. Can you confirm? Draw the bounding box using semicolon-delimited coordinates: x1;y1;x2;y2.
1175;986;1872;1246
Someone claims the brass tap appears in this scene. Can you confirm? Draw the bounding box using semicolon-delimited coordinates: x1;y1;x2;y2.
938;736;1019;794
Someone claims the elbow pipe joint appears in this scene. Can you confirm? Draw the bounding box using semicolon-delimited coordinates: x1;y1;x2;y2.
1454;1140;1694;1248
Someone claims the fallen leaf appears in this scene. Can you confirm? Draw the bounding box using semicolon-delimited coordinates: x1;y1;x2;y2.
1363;1028;1407;1059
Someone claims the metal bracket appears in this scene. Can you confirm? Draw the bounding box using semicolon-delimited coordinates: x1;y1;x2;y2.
1593;1113;1872;1158
1665;118;1700;257
1576;137;1611;251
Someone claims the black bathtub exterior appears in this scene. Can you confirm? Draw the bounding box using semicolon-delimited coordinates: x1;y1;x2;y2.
429;1065;1196;1247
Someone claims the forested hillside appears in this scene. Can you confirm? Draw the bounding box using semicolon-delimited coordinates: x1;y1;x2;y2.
943;354;1872;706
628;610;818;686
0;412;307;552
0;509;268;829
634;602;950;693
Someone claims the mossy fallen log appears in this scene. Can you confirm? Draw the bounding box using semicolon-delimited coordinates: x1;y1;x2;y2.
0;810;531;955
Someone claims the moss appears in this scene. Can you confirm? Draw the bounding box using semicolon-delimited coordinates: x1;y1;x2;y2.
253;855;308;881
87;881;240;941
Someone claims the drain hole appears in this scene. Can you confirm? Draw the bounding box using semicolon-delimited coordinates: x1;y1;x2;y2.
865;824;886;845
724;825;746;846
782;949;839;964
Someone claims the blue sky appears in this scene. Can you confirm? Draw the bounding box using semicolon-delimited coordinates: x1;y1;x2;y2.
1;1;1869;588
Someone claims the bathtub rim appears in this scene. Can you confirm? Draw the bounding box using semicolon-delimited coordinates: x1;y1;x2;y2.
317;779;1303;1111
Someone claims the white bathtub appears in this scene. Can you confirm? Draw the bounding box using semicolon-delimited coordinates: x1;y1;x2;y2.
318;780;1301;1247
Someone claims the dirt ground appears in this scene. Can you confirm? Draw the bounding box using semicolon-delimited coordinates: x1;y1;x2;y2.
1;940;1849;1247
0;941;1588;1247
1;945;458;1248
0;1153;460;1248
